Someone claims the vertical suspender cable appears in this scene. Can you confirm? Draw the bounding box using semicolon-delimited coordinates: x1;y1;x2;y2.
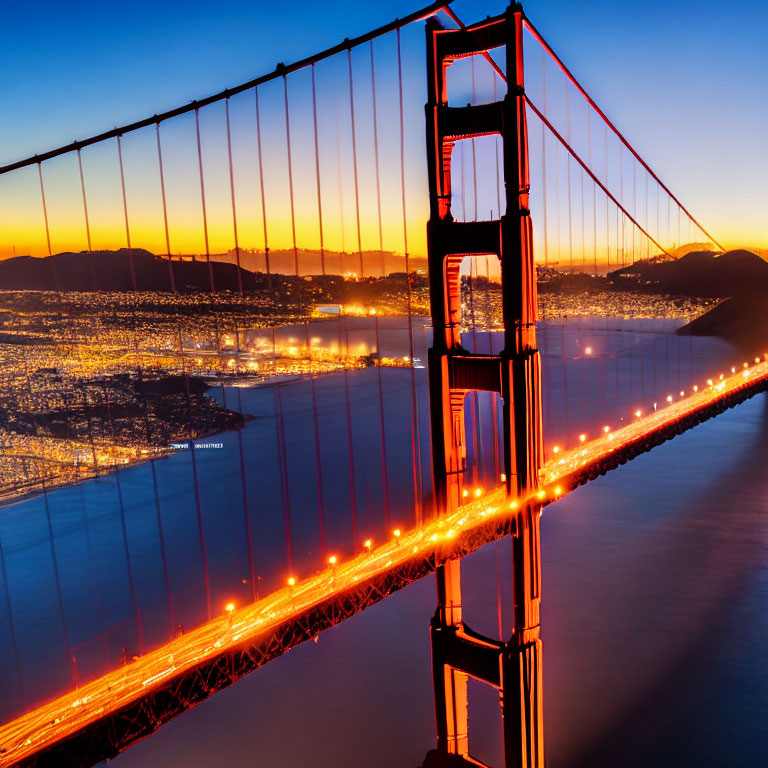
37;163;52;257
149;460;175;635
76;149;98;290
342;326;359;547
311;64;326;276
155;123;176;292
604;122;610;265
398;27;423;523
283;75;299;276
305;323;327;558
539;53;548;265
76;149;92;252
254;88;272;288
194;108;215;292
347;48;364;278
471;56;478;222
113;470;144;652
0;536;25;706
580;156;585;267
274;385;293;574
632;159;636;261
374;314;391;529
370;41;385;276
37;162;61;291
117;135;137;291
588;110;596;270
565;86;573;270
225;98;244;293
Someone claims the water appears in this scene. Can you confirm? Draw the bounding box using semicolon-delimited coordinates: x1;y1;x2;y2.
1;316;765;764
109;394;768;768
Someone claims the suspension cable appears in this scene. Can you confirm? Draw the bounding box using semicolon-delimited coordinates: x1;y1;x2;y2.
116;135;137;291
283;75;299;276
225;98;244;293
310;64;326;276
526;96;671;257
347;48;364;278
154;123;176;292
523;18;724;250
194;109;215;291
370;40;385;276
254;87;271;286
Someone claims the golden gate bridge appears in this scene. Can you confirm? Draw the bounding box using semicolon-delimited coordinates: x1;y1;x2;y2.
0;2;760;767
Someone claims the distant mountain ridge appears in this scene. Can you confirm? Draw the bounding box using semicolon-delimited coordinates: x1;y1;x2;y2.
0;249;265;292
610;250;768;298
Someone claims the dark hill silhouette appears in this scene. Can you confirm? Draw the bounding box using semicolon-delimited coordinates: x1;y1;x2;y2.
610;249;768;298
678;294;768;354
0;249;260;292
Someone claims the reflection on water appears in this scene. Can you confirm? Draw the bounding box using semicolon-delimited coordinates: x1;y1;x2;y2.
107;393;768;768
0;316;764;766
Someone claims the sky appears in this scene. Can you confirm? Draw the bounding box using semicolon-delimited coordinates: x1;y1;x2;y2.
0;0;765;261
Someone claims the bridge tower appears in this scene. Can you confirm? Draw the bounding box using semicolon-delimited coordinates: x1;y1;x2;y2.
425;4;544;767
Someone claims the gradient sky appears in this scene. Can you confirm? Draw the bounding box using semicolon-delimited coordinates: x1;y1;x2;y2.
1;0;765;255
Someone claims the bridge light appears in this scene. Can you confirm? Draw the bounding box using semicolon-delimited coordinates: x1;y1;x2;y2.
462;489;469;498
603;426;610;433
364;539;372;550
743;362;749;369
474;488;483;497
680;391;685;397
509;500;518;510
731;367;736;374
329;555;337;566
693;385;698;392
634;410;642;418
667;394;673;402
225;603;235;613
393;529;401;539
554;486;563;496
287;577;295;587
500;473;506;482
756;357;761;364
552;445;560;454
579;434;586;443
537;490;546;500
707;379;713;386
584;346;592;355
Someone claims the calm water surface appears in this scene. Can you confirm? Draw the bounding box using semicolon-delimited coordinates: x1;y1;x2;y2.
111;393;768;768
2;317;765;765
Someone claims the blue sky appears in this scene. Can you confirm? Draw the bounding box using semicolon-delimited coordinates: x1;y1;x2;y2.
1;0;765;248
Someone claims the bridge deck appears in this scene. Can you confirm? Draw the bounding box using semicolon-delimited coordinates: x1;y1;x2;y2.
2;359;767;768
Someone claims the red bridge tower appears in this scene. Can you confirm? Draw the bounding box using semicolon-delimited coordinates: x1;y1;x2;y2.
425;4;544;767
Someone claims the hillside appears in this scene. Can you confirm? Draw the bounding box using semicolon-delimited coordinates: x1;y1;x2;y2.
0;249;261;292
610;249;768;298
677;294;768;353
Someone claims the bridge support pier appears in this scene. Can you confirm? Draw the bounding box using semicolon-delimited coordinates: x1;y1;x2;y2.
425;5;543;767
